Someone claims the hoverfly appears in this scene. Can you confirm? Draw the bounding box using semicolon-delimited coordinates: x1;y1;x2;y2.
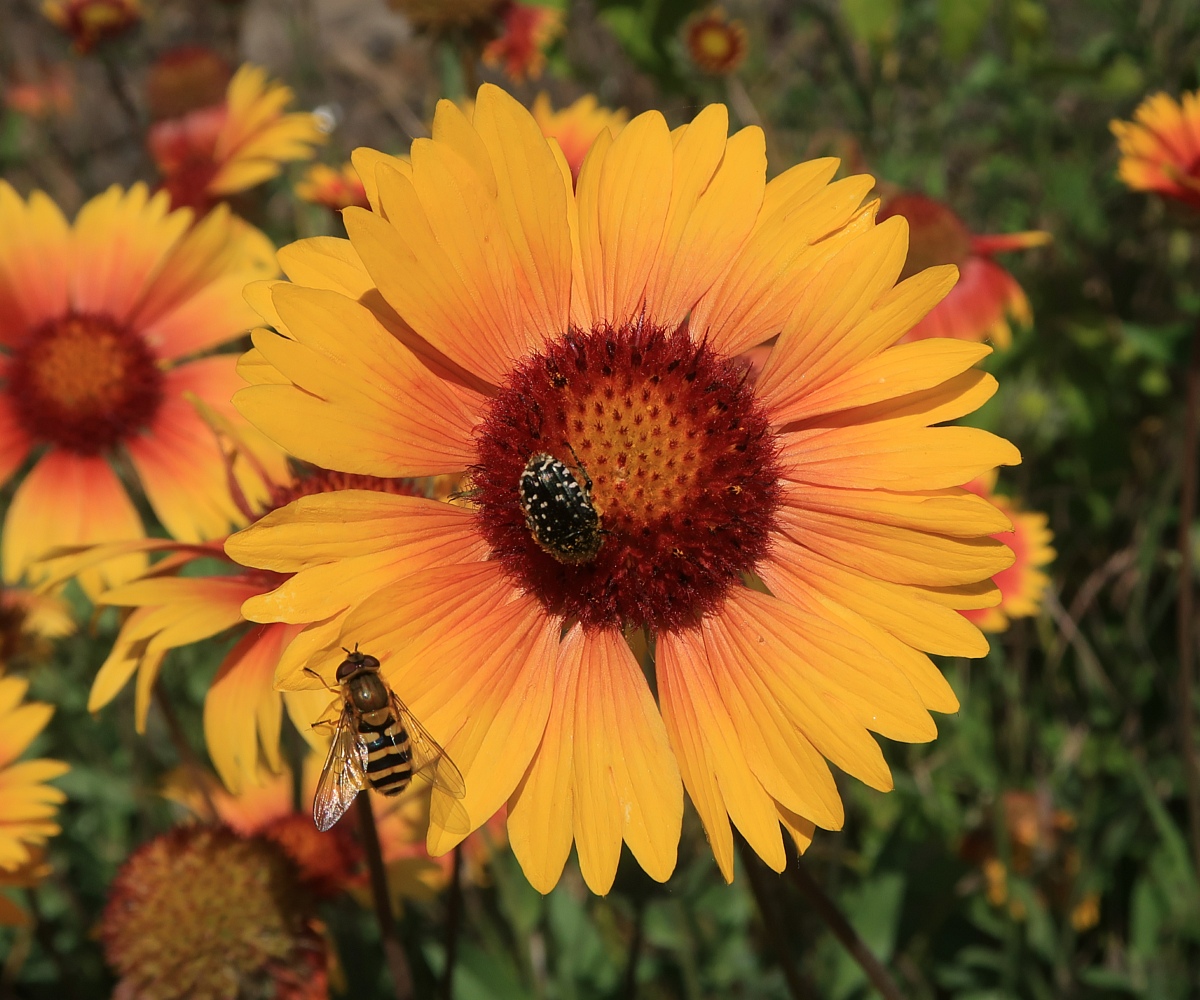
309;646;466;832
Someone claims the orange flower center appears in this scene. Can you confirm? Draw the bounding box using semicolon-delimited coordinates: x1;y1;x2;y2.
696;24;734;60
473;323;782;632
7;314;163;455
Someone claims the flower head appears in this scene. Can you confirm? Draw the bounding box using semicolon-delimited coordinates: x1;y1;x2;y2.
878;193;1049;348
100;825;328;1000
482;2;563;82
0;182;280;594
228;86;1019;893
295;162;370;213
148;64;326;213
145;45;232;121
0;586;75;671
1112;90;1200;210
0;676;68;872
531;92;627;182
960;472;1054;632
684;6;748;76
42;0;140;53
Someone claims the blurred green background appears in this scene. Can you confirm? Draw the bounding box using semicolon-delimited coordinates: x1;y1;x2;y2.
5;0;1200;996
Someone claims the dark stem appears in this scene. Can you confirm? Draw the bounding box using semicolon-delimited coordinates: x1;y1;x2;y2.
618;899;646;1000
356;793;415;1000
152;682;218;822
787;854;906;1000
1176;318;1200;879
99;53;141;133
441;845;463;1000
736;838;816;1000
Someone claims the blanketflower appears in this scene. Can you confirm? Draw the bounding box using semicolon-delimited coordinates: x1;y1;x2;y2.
227;85;1020;893
1111;90;1200;209
684;6;748;76
531;92;627;182
0;585;75;671
0;182;282;594
41;468;431;794
482;2;563;83
42;0;140;53
960;472;1054;633
148;64;326;213
295;162;370;213
878;193;1050;348
4;65;73;120
0;676;68;872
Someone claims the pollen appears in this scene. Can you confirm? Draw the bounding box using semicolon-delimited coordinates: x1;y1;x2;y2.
7;314;163;456
473;321;782;632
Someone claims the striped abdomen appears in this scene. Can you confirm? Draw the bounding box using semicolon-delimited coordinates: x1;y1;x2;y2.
358;711;413;796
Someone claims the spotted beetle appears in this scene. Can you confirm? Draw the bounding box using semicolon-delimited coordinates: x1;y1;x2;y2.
518;452;604;564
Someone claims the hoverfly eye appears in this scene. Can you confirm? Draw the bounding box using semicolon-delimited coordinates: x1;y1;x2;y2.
361;654;381;670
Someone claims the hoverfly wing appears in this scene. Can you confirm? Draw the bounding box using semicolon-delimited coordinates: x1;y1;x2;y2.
388;692;466;800
312;706;369;832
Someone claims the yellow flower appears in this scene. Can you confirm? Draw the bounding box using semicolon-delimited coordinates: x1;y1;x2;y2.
0;676;68;872
227;85;1019;893
684;6;749;76
531;92;627;182
0;183;281;595
148;64;326;213
42;0;140;53
961;472;1055;632
0;585;75;671
295;162;370;212
1112;90;1200;209
879;193;1050;349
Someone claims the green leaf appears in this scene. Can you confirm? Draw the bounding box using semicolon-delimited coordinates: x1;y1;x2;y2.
937;0;991;61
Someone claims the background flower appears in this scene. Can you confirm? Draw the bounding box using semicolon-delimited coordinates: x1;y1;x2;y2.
879;193;1050;348
0;676;67;872
1112;90;1200;209
0;183;282;594
148;64;326;213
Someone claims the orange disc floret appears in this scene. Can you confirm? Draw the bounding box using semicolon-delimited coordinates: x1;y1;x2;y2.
879;193;1049;348
101;826;328;1000
226;88;1021;894
1112;90;1200;210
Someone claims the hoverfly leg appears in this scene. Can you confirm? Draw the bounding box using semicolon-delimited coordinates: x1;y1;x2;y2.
303;666;340;693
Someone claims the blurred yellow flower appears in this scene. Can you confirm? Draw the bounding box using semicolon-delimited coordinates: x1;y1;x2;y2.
531;92;627;181
148;64;326;213
1112;90;1200;210
295;162;370;212
961;472;1054;633
0;676;68;873
0;586;75;672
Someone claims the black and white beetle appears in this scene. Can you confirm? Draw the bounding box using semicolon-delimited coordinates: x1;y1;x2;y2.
518;451;604;564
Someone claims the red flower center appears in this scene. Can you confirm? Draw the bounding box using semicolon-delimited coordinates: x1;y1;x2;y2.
7;314;164;456
473;322;782;632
